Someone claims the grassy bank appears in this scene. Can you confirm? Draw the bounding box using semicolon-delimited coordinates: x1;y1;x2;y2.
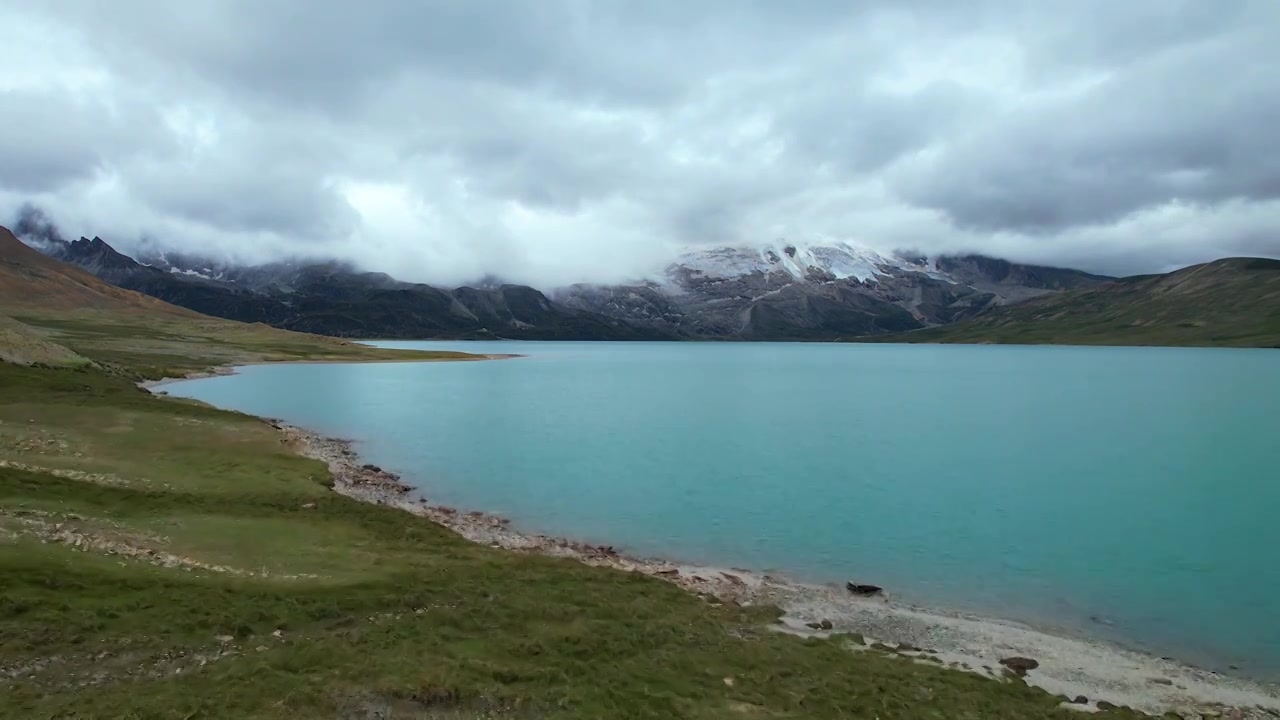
4;310;478;380
1;326;1132;718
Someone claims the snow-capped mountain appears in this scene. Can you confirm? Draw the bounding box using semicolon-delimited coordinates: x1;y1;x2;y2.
553;240;1109;339
665;241;918;284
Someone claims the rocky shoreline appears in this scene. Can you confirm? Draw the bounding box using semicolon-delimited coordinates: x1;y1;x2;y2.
279;421;1280;719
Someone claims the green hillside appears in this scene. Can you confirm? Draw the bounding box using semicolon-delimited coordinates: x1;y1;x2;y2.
874;258;1280;348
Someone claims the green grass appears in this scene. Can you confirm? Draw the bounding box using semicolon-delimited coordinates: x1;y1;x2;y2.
865;258;1280;348
0;352;1135;717
6;310;480;379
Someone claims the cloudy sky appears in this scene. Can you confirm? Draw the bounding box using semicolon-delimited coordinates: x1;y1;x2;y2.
2;1;1277;286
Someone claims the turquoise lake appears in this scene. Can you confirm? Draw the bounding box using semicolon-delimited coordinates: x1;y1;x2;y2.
162;341;1280;678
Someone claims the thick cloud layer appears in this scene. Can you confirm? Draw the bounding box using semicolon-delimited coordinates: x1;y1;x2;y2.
2;1;1278;286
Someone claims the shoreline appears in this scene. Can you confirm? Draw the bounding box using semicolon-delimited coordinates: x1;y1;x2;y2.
140;354;521;389
276;423;1277;718
145;362;1280;718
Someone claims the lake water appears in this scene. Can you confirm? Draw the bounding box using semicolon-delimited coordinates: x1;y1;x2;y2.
162;342;1280;678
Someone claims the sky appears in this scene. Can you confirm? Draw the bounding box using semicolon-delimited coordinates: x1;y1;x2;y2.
2;1;1278;287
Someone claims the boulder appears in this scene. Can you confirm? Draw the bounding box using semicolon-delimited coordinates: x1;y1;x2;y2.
845;582;883;597
998;656;1040;676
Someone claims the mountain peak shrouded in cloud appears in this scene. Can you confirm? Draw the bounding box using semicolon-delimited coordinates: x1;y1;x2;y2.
12;203;67;250
2;1;1279;287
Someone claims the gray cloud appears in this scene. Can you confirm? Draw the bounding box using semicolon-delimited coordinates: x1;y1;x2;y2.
0;87;172;193
892;21;1280;233
1;0;1278;286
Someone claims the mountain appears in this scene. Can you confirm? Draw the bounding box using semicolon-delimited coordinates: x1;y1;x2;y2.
0;225;201;316
553;241;1110;339
18;220;1113;341
15;216;1272;346
873;258;1280;348
135;247;356;293
20;230;673;341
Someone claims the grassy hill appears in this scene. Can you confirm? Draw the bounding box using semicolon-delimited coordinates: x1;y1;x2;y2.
871;258;1280;348
1;225;475;376
0;314;92;367
0;226;1136;717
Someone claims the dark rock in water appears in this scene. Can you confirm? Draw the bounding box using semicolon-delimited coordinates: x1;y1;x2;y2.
1072;695;1089;705
819;619;833;630
805;621;825;630
361;464;382;472
846;582;883;597
998;656;1040;676
1096;700;1118;711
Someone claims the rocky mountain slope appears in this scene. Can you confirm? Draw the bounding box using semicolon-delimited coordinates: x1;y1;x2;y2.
554;241;1109;339
873;257;1280;348
0;226;202;317
16;221;672;341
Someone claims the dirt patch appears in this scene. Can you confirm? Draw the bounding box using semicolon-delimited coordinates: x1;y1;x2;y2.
0;459;133;487
0;508;319;580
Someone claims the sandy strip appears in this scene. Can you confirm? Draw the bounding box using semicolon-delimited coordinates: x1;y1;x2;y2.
139;354;520;390
272;422;1279;719
141;366;238;389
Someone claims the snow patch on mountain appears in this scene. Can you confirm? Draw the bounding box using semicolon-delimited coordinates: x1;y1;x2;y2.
167;267;217;281
666;241;931;284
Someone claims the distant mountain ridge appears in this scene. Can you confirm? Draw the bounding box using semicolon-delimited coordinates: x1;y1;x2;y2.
17;227;673;341
11;208;1127;341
